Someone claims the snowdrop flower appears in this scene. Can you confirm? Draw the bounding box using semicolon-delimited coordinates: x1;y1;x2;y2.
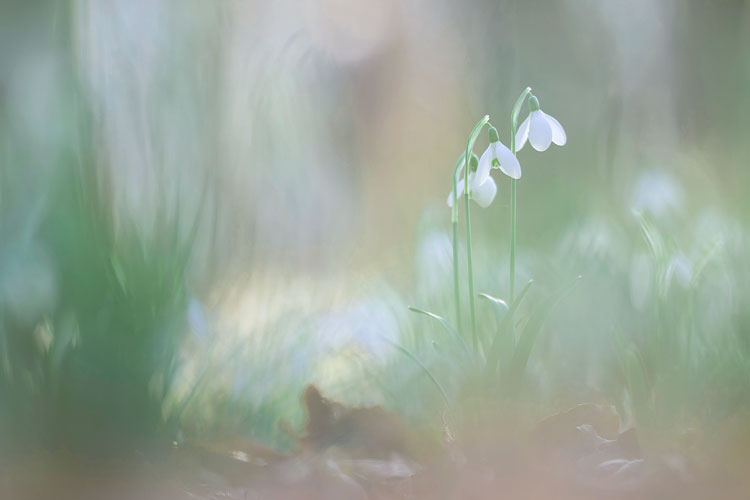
515;95;566;152
447;154;498;208
474;126;522;181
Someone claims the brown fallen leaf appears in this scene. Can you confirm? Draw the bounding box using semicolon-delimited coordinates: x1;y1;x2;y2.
301;384;413;460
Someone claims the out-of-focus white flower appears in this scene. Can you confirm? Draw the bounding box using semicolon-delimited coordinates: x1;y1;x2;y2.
630;169;684;218
515;95;567;152
477;126;522;180
447;154;498;208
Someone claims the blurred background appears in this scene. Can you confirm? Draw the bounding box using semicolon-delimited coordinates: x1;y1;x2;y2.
1;0;749;461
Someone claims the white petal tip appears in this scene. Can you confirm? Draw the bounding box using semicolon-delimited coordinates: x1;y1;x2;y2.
502;168;521;180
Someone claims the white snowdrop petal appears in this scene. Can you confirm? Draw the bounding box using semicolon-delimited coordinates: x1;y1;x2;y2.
475;147;493;188
493;141;522;179
447;178;465;208
542;111;567;146
471;176;497;208
515;114;530;151
528;110;553;151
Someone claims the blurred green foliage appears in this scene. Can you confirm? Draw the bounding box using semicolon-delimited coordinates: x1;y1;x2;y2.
0;124;194;453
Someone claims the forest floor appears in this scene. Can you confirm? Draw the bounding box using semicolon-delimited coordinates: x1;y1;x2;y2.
3;386;749;500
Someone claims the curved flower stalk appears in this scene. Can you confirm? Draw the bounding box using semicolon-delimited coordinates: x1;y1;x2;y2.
515;95;567;152
446;145;499;340
448;151;495;347
508;87;532;302
449;154;466;331
445;115;491;351
462;116;491;352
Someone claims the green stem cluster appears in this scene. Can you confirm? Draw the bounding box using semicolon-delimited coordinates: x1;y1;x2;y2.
452;88;530;352
460;116;489;351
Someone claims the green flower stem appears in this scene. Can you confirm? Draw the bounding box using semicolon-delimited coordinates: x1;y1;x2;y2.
451;155;465;332
510;180;517;301
463;115;490;352
509;88;532;302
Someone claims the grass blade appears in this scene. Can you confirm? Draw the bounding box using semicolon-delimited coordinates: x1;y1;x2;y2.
485;280;534;373
507;276;581;384
408;306;471;358
382;336;455;420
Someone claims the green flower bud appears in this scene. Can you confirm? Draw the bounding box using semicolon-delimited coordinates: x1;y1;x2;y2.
488;126;500;143
528;95;540;111
469;153;479;172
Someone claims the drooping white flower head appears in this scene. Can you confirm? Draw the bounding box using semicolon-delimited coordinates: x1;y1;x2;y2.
447;153;498;209
515;95;566;152
477;126;522;180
